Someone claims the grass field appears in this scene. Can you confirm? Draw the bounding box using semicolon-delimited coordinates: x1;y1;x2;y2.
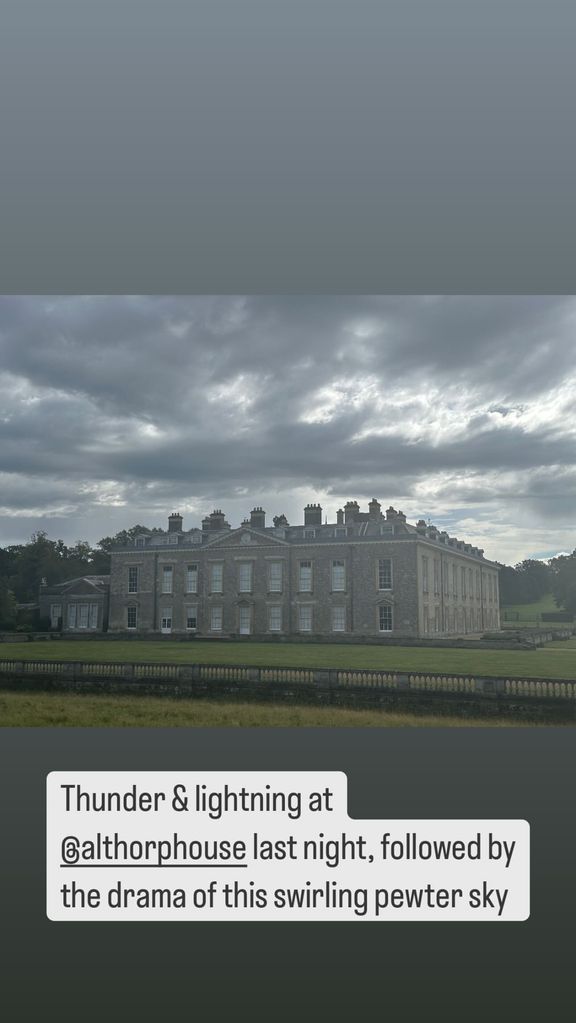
0;690;541;727
1;637;575;679
501;594;572;623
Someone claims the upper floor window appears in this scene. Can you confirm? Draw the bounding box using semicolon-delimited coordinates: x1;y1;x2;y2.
332;560;346;591
128;566;139;593
461;567;466;599
422;557;429;594
433;560;440;596
452;564;458;597
304;528;316;539
135;536;146;548
268;561;283;593
186;564;198;593
299;561;312;592
238;562;253;593
334;527;347;537
210;563;223;594
161;565;173;594
378;558;392;591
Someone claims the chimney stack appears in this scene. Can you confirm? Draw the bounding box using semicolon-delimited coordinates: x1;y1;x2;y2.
344;500;359;524
368;498;381;520
250;507;266;529
336;508;344;525
168;512;183;533
304;503;322;526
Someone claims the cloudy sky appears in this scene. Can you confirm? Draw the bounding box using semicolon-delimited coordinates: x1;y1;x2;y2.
0;295;575;565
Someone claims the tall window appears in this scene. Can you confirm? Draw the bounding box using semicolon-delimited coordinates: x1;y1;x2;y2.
268;605;282;632
89;604;98;629
378;558;392;590
433;560;440;595
78;605;89;629
238;562;253;593
210;606;223;631
475;570;480;599
299;606;313;631
128;566;138;593
452;564;458;597
210;563;223;593
186;606;198;630
331;606;346;632
422;557;429;594
67;605;76;628
126;606;137;629
162;565;173;594
434;606;440;633
186;564;198;593
50;604;62;629
299;561;312;592
379;606;393;632
161;608;172;630
468;569;473;601
331;560;345;591
268;561;283;592
461;566;466;599
444;565;449;597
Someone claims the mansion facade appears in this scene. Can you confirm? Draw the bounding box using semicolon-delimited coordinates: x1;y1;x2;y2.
104;501;500;640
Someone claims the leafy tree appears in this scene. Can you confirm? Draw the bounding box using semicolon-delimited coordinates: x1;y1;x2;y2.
0;577;17;628
549;550;576;614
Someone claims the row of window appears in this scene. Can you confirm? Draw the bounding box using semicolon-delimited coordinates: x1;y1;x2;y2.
421;559;497;602
125;604;394;633
127;559;394;596
63;603;100;629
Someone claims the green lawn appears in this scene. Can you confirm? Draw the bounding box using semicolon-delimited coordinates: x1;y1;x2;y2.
0;690;540;727
1;637;575;680
501;593;572;622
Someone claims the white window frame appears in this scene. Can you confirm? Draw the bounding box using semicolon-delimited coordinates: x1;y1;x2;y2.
128;565;139;593
161;565;173;594
50;604;62;628
268;605;282;632
186;564;198;594
67;604;77;629
378;605;393;632
378;558;392;591
89;603;98;629
331;560;346;592
238;562;253;593
268;561;283;593
298;605;313;632
331;606;346;632
161;607;173;631
299;561;312;592
126;606;137;630
186;605;198;630
210;606;223;632
210;563;223;594
422;557;429;594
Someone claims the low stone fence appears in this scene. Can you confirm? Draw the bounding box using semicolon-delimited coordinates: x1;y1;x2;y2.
0;657;575;721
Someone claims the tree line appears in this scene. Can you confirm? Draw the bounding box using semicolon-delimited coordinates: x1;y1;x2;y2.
0;529;575;629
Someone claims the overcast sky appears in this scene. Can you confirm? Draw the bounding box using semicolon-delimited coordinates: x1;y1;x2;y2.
0;295;575;565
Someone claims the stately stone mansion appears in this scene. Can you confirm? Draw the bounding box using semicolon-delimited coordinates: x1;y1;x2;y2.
96;500;499;639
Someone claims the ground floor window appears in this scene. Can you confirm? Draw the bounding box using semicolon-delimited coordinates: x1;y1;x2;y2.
161;608;173;631
50;604;62;629
298;606;313;632
127;606;137;629
331;606;346;632
210;606;223;632
67;604;76;629
186;605;198;630
268;605;282;631
379;606;393;632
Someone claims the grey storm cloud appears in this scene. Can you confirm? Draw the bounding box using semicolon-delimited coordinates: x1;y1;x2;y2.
0;295;575;561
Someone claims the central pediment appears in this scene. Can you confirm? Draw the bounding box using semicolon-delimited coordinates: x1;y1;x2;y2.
204;527;289;549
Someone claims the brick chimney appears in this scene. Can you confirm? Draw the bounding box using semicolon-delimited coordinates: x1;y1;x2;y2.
368;498;381;520
250;507;266;529
168;512;183;533
344;500;359;524
304;503;322;526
